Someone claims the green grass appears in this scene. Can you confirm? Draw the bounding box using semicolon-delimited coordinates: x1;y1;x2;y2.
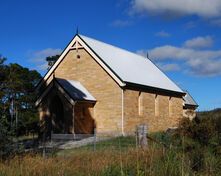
57;136;136;156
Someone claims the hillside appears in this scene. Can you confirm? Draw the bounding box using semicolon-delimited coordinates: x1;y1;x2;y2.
197;108;221;118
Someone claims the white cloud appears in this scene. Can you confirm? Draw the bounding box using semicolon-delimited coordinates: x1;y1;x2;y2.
157;63;180;72
137;36;221;76
149;45;221;62
155;30;171;37
146;45;194;60
111;19;133;27
183;36;213;49
186;57;221;76
28;48;62;71
131;0;221;18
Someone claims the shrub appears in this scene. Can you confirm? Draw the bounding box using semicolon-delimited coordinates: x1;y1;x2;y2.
178;116;216;145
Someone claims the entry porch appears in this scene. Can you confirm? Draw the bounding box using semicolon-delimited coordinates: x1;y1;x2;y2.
36;78;96;140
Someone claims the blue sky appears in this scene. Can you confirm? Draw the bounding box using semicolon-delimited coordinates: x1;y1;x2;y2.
1;0;221;111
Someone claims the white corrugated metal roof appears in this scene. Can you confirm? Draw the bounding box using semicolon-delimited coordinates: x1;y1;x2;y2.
80;35;183;93
184;91;198;106
56;78;96;102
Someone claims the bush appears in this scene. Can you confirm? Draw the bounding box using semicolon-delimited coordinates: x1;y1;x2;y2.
178;116;218;145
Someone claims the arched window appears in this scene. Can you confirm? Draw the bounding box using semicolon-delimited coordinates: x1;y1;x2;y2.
155;94;159;116
138;92;143;116
169;97;172;117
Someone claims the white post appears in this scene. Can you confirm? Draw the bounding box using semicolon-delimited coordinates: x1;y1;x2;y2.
121;89;124;136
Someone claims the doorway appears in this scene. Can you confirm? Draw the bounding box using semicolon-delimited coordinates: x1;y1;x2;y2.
50;95;65;133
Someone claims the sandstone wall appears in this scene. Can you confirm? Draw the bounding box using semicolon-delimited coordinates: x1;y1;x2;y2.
54;48;122;134
123;89;183;134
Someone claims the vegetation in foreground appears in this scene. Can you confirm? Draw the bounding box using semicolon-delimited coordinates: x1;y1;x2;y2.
0;56;41;158
0;109;221;176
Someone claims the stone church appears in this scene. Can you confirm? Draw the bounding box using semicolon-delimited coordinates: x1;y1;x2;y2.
35;34;198;136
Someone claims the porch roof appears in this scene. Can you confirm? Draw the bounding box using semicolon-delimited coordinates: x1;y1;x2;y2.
56;78;96;102
183;90;198;107
35;78;96;106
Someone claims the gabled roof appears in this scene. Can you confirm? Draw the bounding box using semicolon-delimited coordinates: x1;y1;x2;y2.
35;78;96;106
79;35;183;94
56;78;96;102
36;34;184;95
183;91;198;107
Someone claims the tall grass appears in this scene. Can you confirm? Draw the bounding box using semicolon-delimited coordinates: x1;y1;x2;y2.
0;147;162;176
1;138;220;176
1;111;221;176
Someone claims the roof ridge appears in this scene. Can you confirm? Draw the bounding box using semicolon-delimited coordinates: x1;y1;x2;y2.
79;34;147;60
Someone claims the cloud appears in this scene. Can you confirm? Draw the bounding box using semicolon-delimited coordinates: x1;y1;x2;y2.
137;36;221;76
111;19;133;27
157;63;180;72
149;45;221;62
186;56;221;76
131;0;221;18
144;45;193;60
155;30;171;37
183;36;213;49
28;48;62;71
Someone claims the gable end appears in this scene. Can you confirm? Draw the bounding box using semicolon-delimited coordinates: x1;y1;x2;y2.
36;35;126;92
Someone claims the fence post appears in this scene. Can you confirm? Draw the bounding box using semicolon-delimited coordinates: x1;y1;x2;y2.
136;124;148;149
143;124;148;147
93;128;96;151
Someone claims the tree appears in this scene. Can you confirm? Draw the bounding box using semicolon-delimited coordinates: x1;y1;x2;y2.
0;56;8;117
0;57;14;157
0;55;42;158
0;57;42;136
46;55;60;70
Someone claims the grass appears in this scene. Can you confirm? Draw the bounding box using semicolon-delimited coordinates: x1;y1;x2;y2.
0;135;220;176
1;109;221;176
0;143;164;176
57;136;136;156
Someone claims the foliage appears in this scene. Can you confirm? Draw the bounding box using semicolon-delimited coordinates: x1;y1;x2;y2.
151;109;221;173
0;58;41;135
46;55;60;70
0;56;41;157
178;112;221;146
0;116;14;158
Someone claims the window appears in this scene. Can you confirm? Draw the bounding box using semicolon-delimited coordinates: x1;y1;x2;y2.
169;97;172;117
138;92;143;116
155;94;159;116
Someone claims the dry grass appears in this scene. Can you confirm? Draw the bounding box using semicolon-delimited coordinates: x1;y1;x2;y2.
0;134;220;176
0;145;165;176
